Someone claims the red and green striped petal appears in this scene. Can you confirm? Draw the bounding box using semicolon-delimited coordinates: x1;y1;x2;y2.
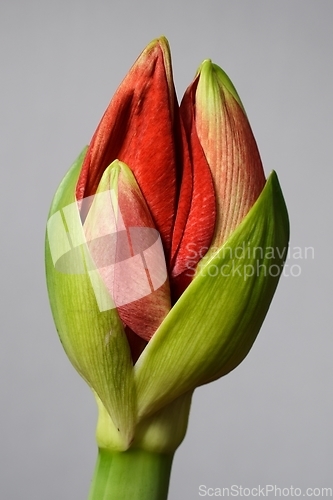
190;60;266;252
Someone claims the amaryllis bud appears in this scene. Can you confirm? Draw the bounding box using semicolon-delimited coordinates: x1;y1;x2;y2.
45;37;289;499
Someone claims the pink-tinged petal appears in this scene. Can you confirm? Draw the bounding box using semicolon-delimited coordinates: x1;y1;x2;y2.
194;60;266;249
169;84;216;298
76;38;179;258
83;160;171;343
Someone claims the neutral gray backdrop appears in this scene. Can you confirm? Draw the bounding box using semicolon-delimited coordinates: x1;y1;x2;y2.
1;1;332;498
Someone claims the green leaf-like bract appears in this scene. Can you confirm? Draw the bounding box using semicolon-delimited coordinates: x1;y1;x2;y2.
45;149;136;449
135;171;289;419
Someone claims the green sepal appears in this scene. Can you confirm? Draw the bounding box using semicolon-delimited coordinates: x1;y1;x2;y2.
45;148;136;447
135;171;289;419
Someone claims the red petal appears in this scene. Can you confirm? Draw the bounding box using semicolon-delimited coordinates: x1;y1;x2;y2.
170;80;216;298
77;38;179;257
169;114;193;267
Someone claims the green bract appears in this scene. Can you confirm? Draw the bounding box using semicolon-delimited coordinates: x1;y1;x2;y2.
45;149;136;450
135;170;289;418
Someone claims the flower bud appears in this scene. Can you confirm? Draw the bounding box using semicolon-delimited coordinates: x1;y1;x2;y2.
45;38;289;455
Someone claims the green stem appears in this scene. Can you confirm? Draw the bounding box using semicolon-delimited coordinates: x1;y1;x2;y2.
88;448;174;500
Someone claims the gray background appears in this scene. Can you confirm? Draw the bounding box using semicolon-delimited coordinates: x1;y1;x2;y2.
1;1;332;498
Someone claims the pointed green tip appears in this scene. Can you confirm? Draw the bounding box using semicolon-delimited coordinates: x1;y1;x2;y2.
197;59;212;71
95;159;136;194
196;59;246;113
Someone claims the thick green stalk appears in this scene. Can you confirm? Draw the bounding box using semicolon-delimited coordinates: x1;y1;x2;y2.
88;448;174;500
